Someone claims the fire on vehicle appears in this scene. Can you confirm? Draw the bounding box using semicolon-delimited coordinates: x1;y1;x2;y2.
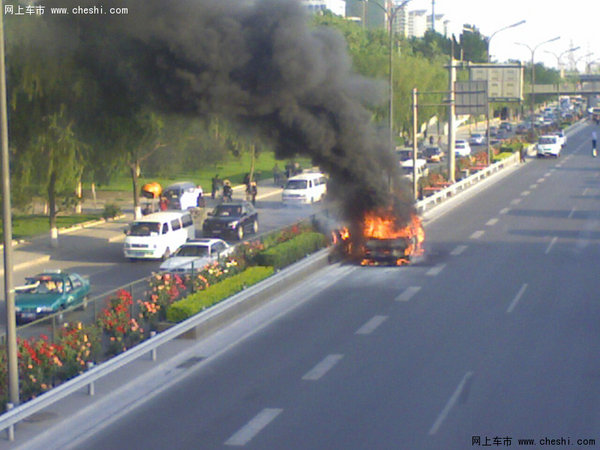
331;209;425;266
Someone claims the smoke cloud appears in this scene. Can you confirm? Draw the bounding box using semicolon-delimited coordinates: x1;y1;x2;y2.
43;0;413;223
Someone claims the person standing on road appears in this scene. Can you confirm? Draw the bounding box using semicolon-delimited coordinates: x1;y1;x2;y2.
211;174;221;199
249;181;257;205
593;131;598;157
222;180;233;202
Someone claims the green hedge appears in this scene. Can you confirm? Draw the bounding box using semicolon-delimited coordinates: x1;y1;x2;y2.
255;232;327;270
166;266;274;322
493;152;515;162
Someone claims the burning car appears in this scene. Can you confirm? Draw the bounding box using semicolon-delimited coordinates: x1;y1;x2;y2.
331;210;425;266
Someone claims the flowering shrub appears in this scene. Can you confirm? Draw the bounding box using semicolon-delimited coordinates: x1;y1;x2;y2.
17;336;63;400
148;273;186;320
56;322;100;381
98;290;143;355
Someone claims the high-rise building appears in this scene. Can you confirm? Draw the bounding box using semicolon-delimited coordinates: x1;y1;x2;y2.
301;0;346;16
427;14;449;36
409;10;428;38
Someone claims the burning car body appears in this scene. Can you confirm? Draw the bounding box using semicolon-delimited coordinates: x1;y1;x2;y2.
331;209;425;266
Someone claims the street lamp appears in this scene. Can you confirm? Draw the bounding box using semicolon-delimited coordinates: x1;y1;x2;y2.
544;46;580;78
360;0;412;157
515;36;560;130
574;52;594;73
486;20;526;63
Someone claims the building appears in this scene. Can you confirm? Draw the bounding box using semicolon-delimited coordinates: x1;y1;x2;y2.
427;14;449;36
409;9;428;38
301;0;346;16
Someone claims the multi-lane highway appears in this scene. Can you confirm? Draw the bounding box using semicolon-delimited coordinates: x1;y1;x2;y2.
15;122;600;449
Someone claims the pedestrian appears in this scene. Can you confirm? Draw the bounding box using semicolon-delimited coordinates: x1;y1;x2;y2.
249;181;257;205
285;161;293;179
222;180;232;202
273;163;282;186
519;145;526;163
243;173;251;190
159;196;168;211
593;131;597;157
211;174;221;199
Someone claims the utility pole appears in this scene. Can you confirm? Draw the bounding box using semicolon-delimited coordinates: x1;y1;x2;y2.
447;56;456;183
431;0;435;32
0;0;20;410
412;88;418;200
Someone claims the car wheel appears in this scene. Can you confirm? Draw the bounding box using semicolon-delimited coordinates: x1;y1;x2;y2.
252;219;259;234
237;225;244;240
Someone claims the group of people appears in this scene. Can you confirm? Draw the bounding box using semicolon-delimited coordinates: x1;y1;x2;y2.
211;173;257;205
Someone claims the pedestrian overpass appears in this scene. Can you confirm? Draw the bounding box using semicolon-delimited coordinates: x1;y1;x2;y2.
526;74;600;97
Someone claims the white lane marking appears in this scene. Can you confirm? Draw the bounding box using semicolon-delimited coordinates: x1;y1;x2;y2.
506;283;528;314
521;190;530;197
544;171;552;177
529;184;538;189
537;177;545;183
225;408;283;446
486;218;499;226
568;207;576;219
499;208;510;215
355;315;388;335
302;354;344;381
428;371;474;435
510;198;522;205
395;286;422;302
426;264;446;277
470;230;485;239
450;245;468;256
583;187;589;196
545;236;558;255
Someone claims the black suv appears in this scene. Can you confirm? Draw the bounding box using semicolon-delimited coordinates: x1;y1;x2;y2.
202;201;258;241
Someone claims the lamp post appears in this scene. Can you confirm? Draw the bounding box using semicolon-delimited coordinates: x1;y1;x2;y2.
545;47;579;111
515;36;560;130
486;20;526;63
574;52;594;73
361;0;412;157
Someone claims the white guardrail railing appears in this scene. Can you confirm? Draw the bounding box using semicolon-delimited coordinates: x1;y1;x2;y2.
0;148;526;440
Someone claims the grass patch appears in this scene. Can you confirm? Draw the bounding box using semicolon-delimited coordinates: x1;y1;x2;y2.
7;214;101;240
92;152;313;192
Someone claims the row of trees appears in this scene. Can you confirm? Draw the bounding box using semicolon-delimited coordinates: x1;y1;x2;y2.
5;9;561;244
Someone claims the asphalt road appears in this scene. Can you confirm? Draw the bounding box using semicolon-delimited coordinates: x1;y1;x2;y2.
73;122;600;449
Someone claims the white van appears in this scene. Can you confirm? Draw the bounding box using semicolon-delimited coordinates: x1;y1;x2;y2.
282;172;327;205
401;159;429;181
123;211;195;260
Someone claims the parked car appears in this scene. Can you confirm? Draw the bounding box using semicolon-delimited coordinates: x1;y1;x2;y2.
516;123;529;134
401;159;429;181
488;126;498;137
202;201;258;241
423;146;444;163
162;182;205;210
454;140;472;157
15;271;90;324
469;133;485;146
499;121;512;132
159;238;234;273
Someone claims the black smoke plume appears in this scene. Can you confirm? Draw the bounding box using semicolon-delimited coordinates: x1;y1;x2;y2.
44;0;414;223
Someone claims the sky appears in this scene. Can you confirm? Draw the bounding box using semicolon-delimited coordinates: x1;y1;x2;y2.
408;0;597;71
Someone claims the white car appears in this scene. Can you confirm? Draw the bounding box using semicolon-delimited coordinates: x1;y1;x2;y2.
469;133;485;146
536;135;561;158
551;130;567;147
401;159;429;181
163;182;204;210
454;140;472;157
159;238;233;273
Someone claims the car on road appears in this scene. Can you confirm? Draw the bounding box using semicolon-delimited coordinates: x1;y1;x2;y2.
551;130;567;147
163;182;205;210
423;146;444;163
499;121;512;132
488;126;498;137
202;201;259;241
469;133;485;146
396;148;413;162
159;238;234;273
281;172;327;205
454;140;472;157
401;159;429;181
15;271;90;324
516;123;530;135
536;135;562;158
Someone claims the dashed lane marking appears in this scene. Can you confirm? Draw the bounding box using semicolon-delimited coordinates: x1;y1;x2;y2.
486;218;499;226
225;408;283;446
506;283;528;314
450;245;468;256
302;354;344;381
545;236;558;255
395;286;422;302
470;230;484;239
355;316;388;335
428;372;474;435
426;264;446;277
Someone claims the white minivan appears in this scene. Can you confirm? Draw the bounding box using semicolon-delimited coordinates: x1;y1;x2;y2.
123;211;195;260
282;172;327;205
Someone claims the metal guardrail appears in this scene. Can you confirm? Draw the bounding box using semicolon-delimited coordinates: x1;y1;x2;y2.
415;151;521;215
0;150;529;440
